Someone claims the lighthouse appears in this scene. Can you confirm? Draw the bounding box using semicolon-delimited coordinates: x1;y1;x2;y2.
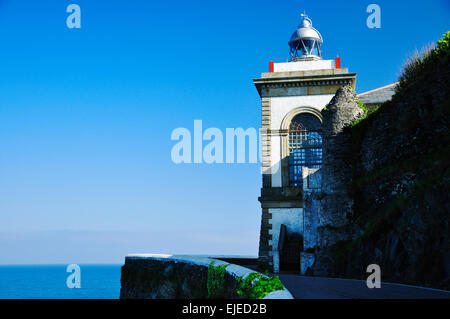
254;13;356;273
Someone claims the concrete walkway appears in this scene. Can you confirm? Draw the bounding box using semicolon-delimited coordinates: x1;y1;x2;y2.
278;274;450;299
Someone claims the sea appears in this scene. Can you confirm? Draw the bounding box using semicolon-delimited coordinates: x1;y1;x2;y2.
0;265;122;299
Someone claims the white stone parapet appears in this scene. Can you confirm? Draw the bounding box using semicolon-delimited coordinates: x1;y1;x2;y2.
122;254;294;299
273;59;335;72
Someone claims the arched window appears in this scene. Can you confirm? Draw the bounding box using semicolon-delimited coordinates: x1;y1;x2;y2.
288;113;322;186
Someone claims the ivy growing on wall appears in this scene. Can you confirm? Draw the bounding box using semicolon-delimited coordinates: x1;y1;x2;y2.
236;272;284;299
206;262;285;299
207;261;229;298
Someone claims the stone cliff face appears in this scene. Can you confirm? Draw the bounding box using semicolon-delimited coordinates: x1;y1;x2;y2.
314;53;449;290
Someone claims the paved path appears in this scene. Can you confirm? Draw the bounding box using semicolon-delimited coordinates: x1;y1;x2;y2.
278;274;450;299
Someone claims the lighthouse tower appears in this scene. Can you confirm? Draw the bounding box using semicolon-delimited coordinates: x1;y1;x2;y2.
254;13;356;273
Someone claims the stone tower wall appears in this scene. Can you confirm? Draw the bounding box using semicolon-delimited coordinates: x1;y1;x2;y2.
311;85;364;276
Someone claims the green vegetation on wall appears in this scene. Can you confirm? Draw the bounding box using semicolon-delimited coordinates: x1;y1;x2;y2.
434;31;450;56
236;272;284;299
206;262;285;299
356;99;368;114
207;261;229;298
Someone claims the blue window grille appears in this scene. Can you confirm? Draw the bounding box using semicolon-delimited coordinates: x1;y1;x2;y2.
288;113;322;187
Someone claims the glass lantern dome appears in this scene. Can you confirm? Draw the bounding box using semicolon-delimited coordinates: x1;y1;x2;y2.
288;14;323;61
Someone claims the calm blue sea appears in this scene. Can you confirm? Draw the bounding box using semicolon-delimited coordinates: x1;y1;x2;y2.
0;265;122;299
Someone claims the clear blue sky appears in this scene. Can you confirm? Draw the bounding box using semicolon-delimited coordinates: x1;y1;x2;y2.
0;0;448;264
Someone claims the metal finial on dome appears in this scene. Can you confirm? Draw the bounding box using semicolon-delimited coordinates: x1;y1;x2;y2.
289;12;323;61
